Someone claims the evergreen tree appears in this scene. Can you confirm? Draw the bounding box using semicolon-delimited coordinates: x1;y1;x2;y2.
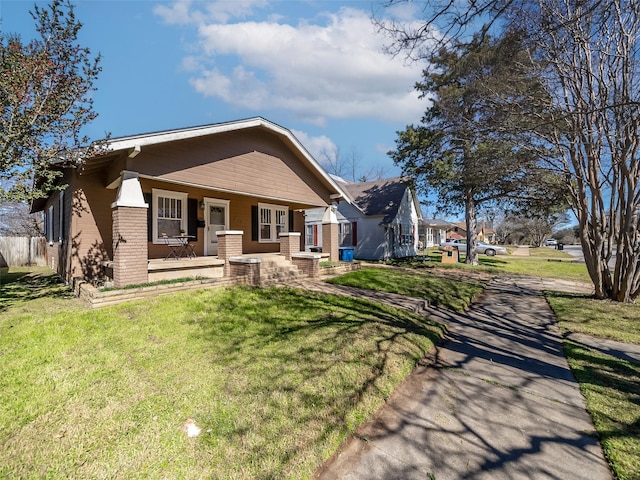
391;31;563;264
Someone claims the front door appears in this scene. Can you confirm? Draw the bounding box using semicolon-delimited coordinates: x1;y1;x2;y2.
204;199;229;256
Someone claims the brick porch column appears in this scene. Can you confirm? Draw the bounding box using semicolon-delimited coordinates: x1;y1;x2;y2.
279;232;301;260
111;171;148;288
322;206;339;262
217;230;244;277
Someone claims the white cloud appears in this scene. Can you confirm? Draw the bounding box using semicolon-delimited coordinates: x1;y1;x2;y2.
156;3;429;125
154;0;269;25
291;129;337;160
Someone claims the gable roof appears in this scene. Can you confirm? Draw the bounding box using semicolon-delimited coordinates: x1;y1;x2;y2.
98;117;348;199
32;117;350;212
338;177;418;224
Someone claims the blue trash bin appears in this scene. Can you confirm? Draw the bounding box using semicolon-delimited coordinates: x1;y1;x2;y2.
342;248;354;262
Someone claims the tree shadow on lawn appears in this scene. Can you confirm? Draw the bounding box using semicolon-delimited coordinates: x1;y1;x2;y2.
188;286;446;477
0;270;72;313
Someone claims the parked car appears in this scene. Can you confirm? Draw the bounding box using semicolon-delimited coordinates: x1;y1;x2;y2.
438;239;507;256
544;238;558;246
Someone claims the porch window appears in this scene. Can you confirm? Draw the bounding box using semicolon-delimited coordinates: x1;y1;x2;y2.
339;222;352;247
258;203;288;242
152;189;188;243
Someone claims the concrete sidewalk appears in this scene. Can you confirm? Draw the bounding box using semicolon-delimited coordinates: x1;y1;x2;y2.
302;276;612;480
510;245;531;256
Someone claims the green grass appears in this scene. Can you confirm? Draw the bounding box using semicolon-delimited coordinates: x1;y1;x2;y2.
528;247;574;258
562;342;640;480
395;250;590;282
546;293;640;480
484;257;590;281
0;269;445;479
326;267;486;311
547;292;640;344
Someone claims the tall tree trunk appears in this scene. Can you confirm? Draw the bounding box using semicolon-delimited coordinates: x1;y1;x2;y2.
465;187;479;265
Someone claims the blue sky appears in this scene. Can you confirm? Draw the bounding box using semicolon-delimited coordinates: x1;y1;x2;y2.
1;0;430;181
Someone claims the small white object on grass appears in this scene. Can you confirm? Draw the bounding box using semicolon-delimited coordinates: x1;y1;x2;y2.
183;418;201;438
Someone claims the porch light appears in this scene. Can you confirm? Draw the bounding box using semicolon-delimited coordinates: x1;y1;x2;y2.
199;201;205;210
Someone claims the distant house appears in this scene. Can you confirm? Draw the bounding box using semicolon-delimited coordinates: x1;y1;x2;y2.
306;176;421;260
446;221;496;244
419;218;452;248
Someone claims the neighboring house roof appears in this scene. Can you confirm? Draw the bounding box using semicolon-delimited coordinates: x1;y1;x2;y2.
336;177;419;224
449;222;495;235
452;221;466;231
420;218;454;229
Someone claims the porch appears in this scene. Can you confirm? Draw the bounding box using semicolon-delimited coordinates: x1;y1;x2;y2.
147;249;328;286
148;256;225;282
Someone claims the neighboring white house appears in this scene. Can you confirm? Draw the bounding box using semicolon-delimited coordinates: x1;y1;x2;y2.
305;176;422;260
419;218;453;248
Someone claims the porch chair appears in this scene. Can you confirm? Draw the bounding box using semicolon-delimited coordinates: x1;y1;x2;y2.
162;233;181;260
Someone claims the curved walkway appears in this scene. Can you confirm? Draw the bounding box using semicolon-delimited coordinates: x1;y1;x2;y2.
286;276;614;480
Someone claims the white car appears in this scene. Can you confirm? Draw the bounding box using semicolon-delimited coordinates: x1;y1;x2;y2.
544;238;558;246
438;239;507;256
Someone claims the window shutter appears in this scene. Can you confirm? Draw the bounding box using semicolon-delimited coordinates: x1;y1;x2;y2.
251;205;258;241
314;225;318;246
351;222;358;246
188;198;198;240
288;210;294;232
143;193;152;242
58;191;64;243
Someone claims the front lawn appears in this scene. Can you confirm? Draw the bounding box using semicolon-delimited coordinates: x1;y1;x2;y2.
327;267;487;311
528;246;574;258
0;269;445;479
561;341;640;480
547;292;640;480
548;292;640;344
408;250;590;282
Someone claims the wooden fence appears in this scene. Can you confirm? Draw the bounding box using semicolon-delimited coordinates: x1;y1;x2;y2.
0;237;47;267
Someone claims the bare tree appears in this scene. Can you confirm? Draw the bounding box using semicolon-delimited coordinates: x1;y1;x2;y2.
319;145;387;182
379;0;640;301
521;1;640;301
0;201;44;237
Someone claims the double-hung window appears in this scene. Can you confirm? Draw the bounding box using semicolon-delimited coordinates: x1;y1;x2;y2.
399;224;414;246
306;225;315;246
258;203;288;242
152;189;188;243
